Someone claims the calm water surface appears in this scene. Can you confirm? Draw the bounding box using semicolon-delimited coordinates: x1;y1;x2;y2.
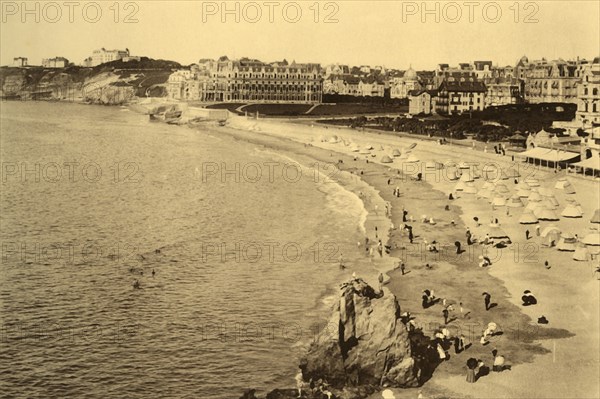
0;102;367;398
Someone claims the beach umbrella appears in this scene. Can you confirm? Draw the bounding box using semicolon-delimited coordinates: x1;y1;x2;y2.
564;184;576;194
535;206;560;221
507;195;523;208
488;225;510;239
381;155;393;164
365;144;374;150
591;209;600;224
573;245;590;261
392;149;401;157
544;196;560;207
554;178;567;189
557;233;577;251
492;197;507;207
519;210;538;224
582;233;600;246
350;144;360;152
525;201;541;212
516;188;531;198
561;205;583;218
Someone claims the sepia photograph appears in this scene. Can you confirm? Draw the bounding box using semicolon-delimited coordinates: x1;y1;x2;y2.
0;1;599;398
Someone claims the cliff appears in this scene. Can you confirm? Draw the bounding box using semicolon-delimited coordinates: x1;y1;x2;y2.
0;57;179;105
301;278;419;389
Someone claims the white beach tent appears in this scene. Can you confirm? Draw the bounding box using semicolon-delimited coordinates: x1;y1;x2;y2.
572;245;590;261
507;195;524;208
557;233;577;251
541;225;561;246
561;204;583;218
482;181;495;190
328;135;339;143
365;145;374;150
590;209;600;224
505;167;520;178
525;178;541;187
582;232;600;246
454;181;468;191
405;154;420;163
535;206;560;221
488;225;510;239
381;155;393;164
477;188;494;200
350;144;360;152
458;161;471;169
528;191;542;202
555;178;575;194
538;187;554;197
460;172;475;182
463;183;478;194
392;149;402;157
494;183;510;195
519;210;539;224
492;197;507;207
516;186;531;198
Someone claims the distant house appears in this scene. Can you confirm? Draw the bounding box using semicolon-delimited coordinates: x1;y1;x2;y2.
13;57;28;67
436;81;486;115
42;57;69;68
484;77;522;106
409;89;438;115
86;48;130;67
576;57;600;125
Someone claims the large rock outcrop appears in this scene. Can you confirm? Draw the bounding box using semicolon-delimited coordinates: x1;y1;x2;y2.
301;278;419;388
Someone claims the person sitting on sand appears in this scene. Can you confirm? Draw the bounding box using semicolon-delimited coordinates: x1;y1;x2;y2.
522;290;537;306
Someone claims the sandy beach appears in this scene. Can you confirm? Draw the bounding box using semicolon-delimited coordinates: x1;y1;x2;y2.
209;115;600;399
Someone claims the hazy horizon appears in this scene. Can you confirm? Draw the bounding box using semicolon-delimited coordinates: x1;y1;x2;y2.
1;0;599;69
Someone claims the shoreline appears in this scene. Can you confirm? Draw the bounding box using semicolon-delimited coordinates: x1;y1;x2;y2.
216;115;599;398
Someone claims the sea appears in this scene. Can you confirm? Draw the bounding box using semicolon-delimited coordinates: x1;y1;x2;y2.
0;101;369;398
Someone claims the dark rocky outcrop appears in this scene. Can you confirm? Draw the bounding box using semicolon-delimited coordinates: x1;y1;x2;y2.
301;278;419;389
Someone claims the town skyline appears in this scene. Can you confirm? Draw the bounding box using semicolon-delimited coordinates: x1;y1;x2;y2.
1;1;599;70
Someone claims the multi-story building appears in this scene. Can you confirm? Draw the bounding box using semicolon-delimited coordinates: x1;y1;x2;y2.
13;57;27;67
408;89;438;115
436;81;486;115
473;61;493;80
576;57;600;125
521;58;580;103
42;57;69;68
358;76;385;97
484;77;522;106
85;48;130;67
168;57;322;103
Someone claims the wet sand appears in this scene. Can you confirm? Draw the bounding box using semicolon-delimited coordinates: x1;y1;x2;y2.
206;115;599;399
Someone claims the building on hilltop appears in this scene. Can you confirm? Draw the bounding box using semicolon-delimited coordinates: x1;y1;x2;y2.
84;48;130;67
390;67;421;99
42;57;69;68
13;57;28;67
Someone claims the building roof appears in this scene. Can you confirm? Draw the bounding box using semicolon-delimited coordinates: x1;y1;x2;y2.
409;89;438;97
440;81;486;92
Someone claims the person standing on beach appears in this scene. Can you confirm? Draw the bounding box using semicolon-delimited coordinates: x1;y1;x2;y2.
483;292;491;311
443;307;449;325
403;210;408;222
535;225;540;237
525;229;530;240
378;272;384;291
408;230;414;243
377;241;383;257
339;253;345;269
401;262;406;275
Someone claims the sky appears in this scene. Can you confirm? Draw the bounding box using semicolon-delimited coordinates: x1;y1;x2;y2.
1;0;599;69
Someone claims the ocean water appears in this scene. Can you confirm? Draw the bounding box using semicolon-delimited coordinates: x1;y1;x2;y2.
0;101;368;398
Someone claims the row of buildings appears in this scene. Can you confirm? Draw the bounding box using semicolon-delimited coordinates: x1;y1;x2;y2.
167;57;323;103
11;48;138;69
